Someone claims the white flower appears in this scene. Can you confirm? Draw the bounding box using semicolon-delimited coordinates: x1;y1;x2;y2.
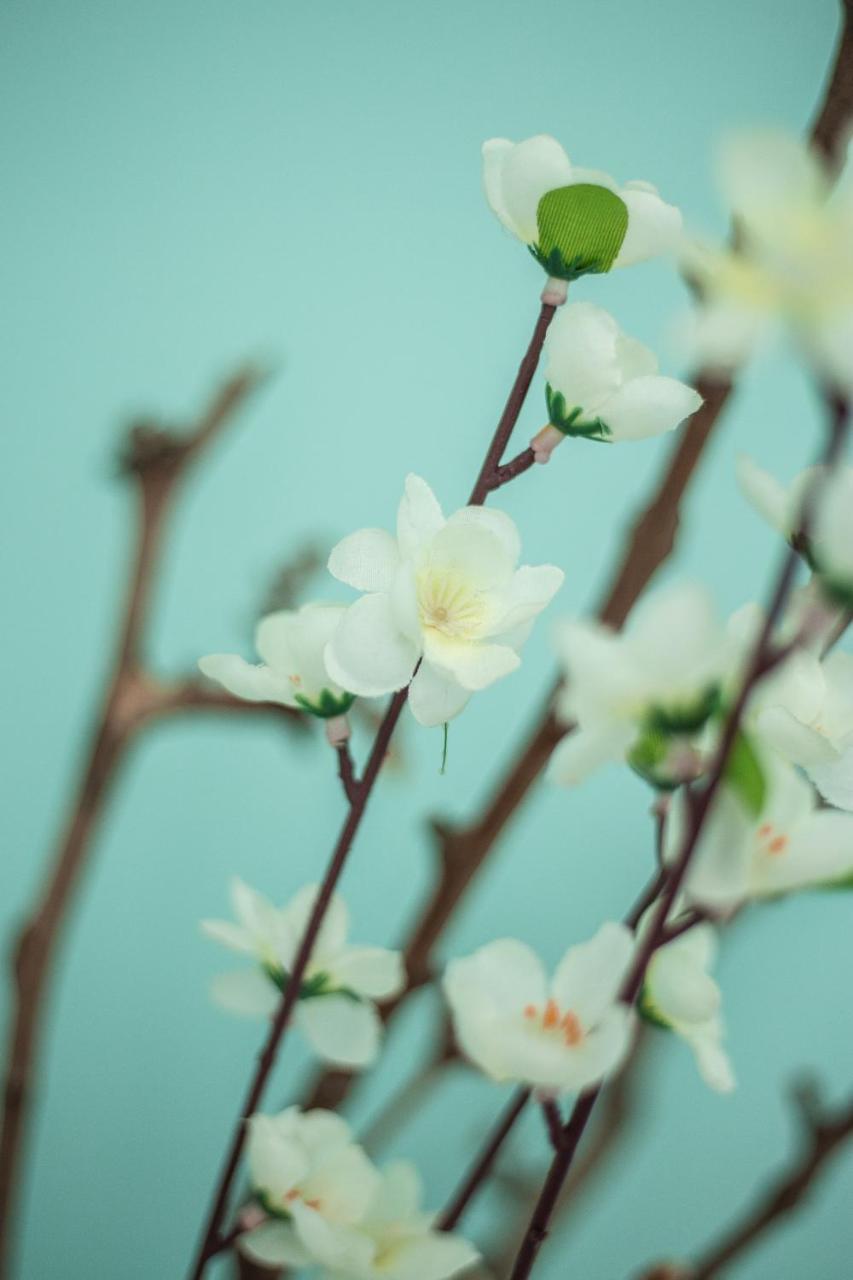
670;753;853;913
323;1161;479;1280
541;302;703;443
324;474;564;727
483;135;682;279
199;603;354;719
548;583;729;787
687;130;853;389
737;455;853;608
443;923;634;1094
642;923;735;1093
202;880;404;1068
239;1108;378;1271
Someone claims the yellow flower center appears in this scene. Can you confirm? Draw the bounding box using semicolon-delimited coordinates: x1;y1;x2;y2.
416;567;488;639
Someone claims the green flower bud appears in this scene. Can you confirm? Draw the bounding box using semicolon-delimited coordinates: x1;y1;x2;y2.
530;184;629;281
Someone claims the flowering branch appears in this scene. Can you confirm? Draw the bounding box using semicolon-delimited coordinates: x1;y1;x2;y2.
506;395;851;1279
188;298;561;1278
0;367;310;1280
638;1079;853;1280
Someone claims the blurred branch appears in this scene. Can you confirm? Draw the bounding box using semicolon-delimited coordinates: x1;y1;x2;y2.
0;366;306;1280
636;1080;853;1280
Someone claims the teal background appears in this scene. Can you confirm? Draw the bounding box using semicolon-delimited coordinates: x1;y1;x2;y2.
2;1;852;1277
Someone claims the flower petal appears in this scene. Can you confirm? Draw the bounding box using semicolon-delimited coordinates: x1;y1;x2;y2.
488;564;565;634
297;995;381;1067
599;375;702;442
382;1231;480;1280
288;1200;376;1272
210;969;279;1018
239;1221;312;1268
197;654;297;707
278;885;349;970
544;302;623;411
332;947;405;1000
550;922;634;1029
613;183;682;267
324;594;420;697
397;474;445;561
408;661;472;727
753;809;853;896
424;634;520;691
327;528;401;593
552;1004;634;1091
444;939;547;1023
492;134;574;245
546;723;635;785
735;455;792;535
809;741;853;811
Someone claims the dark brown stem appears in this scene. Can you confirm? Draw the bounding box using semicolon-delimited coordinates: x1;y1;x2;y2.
336;742;359;805
189;301;557;1278
490;447;537;492
508;399;850;1280
437;1087;531;1232
0;368;284;1280
541;1099;567;1152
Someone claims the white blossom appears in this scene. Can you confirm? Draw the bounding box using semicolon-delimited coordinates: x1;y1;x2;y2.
239;1108;379;1271
199;603;354;719
548;582;729;788
538;301;702;446
483;135;682;281
443;924;634;1094
687;130;853;389
642;923;735;1093
324;474;564;727
669;752;853;913
202;881;404;1068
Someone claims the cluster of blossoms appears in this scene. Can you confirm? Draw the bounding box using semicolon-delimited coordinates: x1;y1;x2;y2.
238;1107;478;1278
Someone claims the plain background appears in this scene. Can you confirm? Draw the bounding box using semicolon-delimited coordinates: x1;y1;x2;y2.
2;1;852;1276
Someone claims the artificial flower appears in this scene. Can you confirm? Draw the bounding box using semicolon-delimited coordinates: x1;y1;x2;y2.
443;923;634;1094
642;922;735;1093
669;752;853;912
323;1160;479;1280
199;603;354;719
483;135;682;284
239;1108;378;1271
202;881;404;1068
548;582;729;788
687;130;853;389
534;302;702;451
324;474;564;727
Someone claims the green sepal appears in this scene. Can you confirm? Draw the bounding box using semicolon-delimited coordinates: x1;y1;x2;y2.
628;726;671;789
724;730;767;818
645;684;722;737
638;982;672;1031
545;384;611;442
812;566;853;613
531;184;628;281
294;687;356;719
256;1190;293;1222
262;963;361;1003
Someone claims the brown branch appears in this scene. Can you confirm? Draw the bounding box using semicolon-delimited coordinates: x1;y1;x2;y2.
0;366;307;1280
298;0;853;1126
637;1080;853;1280
188;299;560;1279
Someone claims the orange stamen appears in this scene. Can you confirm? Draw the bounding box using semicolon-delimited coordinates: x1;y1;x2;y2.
524;1004;537;1019
561;1011;583;1046
768;835;788;855
758;822;772;836
543;999;560;1029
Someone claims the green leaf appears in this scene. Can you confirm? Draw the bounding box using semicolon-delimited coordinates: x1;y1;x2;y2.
533;184;628;280
724;731;767;818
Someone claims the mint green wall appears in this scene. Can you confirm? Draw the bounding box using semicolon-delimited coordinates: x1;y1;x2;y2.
2;2;851;1277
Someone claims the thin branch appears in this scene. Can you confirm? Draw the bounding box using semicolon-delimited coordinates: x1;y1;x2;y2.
541;1099;567;1152
188;299;559;1279
336;742;359;805
437;1087;532;1232
0;366;300;1280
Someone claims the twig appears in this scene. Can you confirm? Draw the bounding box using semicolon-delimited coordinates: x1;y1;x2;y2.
636;1080;853;1280
0;366;305;1280
437;1087;532;1231
506;398;851;1280
336;742;359;805
187;299;560;1279
541;1099;567;1152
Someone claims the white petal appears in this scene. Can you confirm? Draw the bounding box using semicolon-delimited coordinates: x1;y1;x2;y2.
688;1026;736;1094
367;1160;423;1226
324;594;420;697
717;129;825;230
544;302;622;413
327;528;401;593
482;138;516;233
754;809;853;895
332;947;405;1000
397;474;445;561
231;877;282;944
279;885;349;971
755;706;837;767
239;1222;312;1268
255;604;347;699
646;942;720;1026
613;184;682;267
809;742;853;811
669;785;753;913
489;565;564;634
444;940;547;1022
210;969;279;1018
197;654;297;707
408;661;472;727
427;512;519;588
246;1113;307;1202
200;918;254;955
494;134;574;245
424;634;520;691
550;923;634;1029
298;996;381;1067
289;1200;375;1272
300;1142;380;1225
546;724;635;785
599;376;702;442
735;455;792;535
382;1231;480;1280
553;1004;634;1091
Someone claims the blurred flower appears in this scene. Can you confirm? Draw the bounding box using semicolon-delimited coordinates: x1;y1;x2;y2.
483;134;682;283
737;455;853;609
443;923;634;1094
533;302;702;455
202;881;404;1067
240;1108;378;1271
548;583;729;788
199;603;354;719
325;1160;479;1280
642;922;735;1093
669;753;853;912
687;130;853;389
324;474;564;727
